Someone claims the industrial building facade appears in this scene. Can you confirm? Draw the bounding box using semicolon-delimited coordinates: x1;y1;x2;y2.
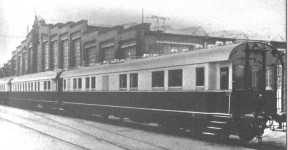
0;16;286;77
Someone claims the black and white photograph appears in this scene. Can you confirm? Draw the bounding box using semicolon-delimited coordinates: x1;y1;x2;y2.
0;0;286;149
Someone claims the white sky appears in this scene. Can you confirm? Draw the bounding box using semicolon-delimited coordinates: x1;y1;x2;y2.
0;0;286;65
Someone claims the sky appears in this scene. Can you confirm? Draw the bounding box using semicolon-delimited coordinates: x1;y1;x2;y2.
0;0;286;65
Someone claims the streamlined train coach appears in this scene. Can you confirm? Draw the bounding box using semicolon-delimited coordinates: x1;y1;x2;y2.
0;42;285;142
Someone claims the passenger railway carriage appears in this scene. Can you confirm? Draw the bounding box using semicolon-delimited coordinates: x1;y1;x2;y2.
0;42;285;142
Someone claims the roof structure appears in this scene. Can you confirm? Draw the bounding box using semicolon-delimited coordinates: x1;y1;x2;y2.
11;71;61;83
164;26;208;36
208;30;249;40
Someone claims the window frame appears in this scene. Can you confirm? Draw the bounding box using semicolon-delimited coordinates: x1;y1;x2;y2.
196;67;205;87
152;71;165;88
130;73;138;89
73;78;77;90
78;78;82;90
220;67;229;90
119;74;127;89
91;77;96;89
85;77;90;89
168;69;183;87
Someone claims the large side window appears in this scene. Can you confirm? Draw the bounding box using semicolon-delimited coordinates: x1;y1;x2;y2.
130;73;138;88
152;71;164;87
196;67;205;86
220;67;229;89
119;74;127;89
168;69;182;87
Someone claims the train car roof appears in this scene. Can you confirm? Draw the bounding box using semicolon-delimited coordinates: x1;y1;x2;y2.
11;71;62;83
60;42;280;78
61;44;240;78
0;77;14;84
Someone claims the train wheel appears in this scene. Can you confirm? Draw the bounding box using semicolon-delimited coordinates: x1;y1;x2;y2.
238;123;256;142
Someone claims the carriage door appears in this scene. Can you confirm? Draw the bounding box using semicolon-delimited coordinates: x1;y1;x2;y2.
232;45;266;114
247;49;266;113
232;44;280;115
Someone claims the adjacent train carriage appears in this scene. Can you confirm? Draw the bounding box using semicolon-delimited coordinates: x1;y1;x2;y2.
9;71;62;109
0;77;13;105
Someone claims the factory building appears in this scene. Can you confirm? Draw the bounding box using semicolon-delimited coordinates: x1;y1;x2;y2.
0;16;285;77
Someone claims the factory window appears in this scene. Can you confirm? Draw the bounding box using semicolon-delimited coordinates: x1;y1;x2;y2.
91;77;96;89
168;69;182;87
86;77;90;89
220;67;229;90
152;71;164;87
78;78;82;90
196;67;205;86
119;74;127;89
130;73;138;88
73;78;77;90
63;79;66;90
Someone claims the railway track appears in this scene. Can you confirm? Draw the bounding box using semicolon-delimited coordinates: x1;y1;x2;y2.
0;117;93;150
0;105;286;150
0;107;170;150
30;111;170;150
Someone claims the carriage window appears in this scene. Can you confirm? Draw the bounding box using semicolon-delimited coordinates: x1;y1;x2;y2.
251;66;260;89
63;79;66;90
266;67;274;90
44;81;47;90
85;77;90;89
120;74;127;89
168;69;182;87
91;77;96;89
233;66;244;89
73;78;77;90
31;82;33;91
220;67;229;89
130;73;138;88
196;67;205;86
152;71;164;87
78;78;82;89
47;81;51;90
38;82;40;91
